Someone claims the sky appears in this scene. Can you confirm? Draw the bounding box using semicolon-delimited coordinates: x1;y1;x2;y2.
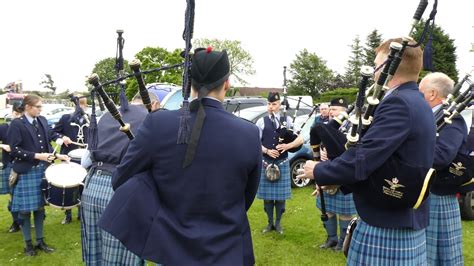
0;0;473;93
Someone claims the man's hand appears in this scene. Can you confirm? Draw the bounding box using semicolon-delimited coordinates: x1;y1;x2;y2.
35;153;52;162
266;149;280;159
56;154;70;162
296;160;318;180
1;144;10;152
62;136;72;146
276;143;292;153
320;147;328;161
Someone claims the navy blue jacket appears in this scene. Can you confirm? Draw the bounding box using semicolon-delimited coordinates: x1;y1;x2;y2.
0;124;11;168
314;82;436;230
90;105;147;171
7;115;61;174
103;98;262;265
52;113;89;155
431;115;469;195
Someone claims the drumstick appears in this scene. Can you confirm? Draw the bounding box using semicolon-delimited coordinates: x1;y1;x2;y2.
69;141;86;147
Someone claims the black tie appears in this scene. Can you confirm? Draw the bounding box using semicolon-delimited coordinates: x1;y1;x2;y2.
32;119;38;131
271;114;277;129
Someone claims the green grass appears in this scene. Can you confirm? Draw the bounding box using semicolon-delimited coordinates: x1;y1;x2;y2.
1;187;474;265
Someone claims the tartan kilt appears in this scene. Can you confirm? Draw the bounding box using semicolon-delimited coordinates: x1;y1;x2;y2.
80;170;142;266
316;190;357;216
0;164;11;194
10;164;46;212
426;194;463;265
257;158;291;200
347;219;427;265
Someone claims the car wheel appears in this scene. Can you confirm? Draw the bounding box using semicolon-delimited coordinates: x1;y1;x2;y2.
460;191;474;220
290;158;311;188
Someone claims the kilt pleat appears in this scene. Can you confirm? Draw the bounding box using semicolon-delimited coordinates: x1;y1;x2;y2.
0;164;11;194
257;159;291;200
347;219;427;266
80;170;142;266
426;194;463;265
316;190;357;216
10;164;46;212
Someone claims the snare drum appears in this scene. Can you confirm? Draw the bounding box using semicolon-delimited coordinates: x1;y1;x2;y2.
44;162;87;209
68;149;88;165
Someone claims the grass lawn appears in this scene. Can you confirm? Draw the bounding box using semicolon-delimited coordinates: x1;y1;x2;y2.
0;187;473;265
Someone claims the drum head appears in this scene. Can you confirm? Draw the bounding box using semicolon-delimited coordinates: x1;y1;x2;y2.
45;162;87;187
68;149;87;160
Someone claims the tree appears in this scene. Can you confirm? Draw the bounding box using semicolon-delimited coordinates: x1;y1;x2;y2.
193;39;255;86
89;57;129;104
287;49;334;99
344;35;365;88
40;74;57;94
413;20;458;81
125;47;183;99
364;29;383;67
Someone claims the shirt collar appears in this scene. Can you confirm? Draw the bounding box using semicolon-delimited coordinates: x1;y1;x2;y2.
24;113;36;124
432;104;442;114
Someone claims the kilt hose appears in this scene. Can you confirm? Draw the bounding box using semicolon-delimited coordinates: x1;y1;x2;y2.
426;194;463;265
81;170;143;266
347;219;427;265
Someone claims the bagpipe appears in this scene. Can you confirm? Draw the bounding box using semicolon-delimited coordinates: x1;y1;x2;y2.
265;66;303;182
433;74;474;189
310;0;439;210
87;30;185;141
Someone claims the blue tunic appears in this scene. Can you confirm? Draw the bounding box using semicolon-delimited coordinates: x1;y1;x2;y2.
104;98;262;265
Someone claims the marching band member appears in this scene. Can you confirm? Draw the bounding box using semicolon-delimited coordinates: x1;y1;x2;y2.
0;102;23;233
312;103;330;125
52;95;89;224
256;92;304;234
315;98;357;251
80;91;159;265
7;94;71;256
109;48;262;265
298;38;436;265
419;72;469;265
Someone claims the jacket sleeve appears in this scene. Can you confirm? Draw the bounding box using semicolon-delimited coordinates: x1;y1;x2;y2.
433;117;466;169
112;114;154;190
314;95;411;186
7;121;36;162
244;126;262;210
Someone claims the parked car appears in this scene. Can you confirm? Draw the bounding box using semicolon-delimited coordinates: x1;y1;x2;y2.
289;115;316;188
223;97;267;113
234;105;313;124
143;83;184;110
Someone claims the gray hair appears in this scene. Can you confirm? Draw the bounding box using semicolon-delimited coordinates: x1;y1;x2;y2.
421;72;454;98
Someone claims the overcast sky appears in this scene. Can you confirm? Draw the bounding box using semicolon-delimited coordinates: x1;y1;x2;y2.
0;0;472;93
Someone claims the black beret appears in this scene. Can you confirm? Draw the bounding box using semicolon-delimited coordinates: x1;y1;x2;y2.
191;47;230;91
330;97;348;108
268;92;281;103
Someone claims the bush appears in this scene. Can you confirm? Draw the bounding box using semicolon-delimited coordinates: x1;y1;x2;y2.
316;88;358;103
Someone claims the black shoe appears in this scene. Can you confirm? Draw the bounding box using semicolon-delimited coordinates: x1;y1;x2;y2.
24;244;37;256
8;222;20;233
332;243;343;252
262;224;274;233
319;238;338;249
275;224;283;234
61;216;72;225
35;239;55;253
